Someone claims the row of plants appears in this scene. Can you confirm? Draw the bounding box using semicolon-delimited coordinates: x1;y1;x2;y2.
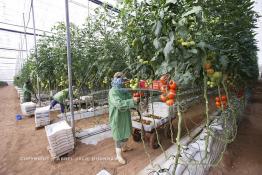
14;0;259;94
14;8;125;93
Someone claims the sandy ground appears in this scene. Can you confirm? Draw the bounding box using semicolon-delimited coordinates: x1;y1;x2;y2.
0;85;216;175
209;81;262;175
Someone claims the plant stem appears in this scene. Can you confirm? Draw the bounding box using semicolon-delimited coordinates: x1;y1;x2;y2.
203;69;210;160
173;90;182;174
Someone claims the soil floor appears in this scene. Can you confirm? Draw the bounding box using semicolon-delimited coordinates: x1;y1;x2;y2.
209;81;262;175
0;85;217;175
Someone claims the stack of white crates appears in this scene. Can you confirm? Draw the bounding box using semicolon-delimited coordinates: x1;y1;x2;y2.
21;102;36;116
45;120;74;159
16;88;24;103
35;106;50;128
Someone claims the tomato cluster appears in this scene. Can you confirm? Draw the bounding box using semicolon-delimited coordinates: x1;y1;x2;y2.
215;95;227;109
159;75;177;106
133;92;144;97
129;78;139;89
204;59;222;88
128;78;153;90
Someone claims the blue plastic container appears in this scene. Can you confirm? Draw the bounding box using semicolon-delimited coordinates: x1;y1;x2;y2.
16;114;22;121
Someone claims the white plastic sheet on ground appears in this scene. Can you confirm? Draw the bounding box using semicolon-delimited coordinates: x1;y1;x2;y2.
80;130;112;145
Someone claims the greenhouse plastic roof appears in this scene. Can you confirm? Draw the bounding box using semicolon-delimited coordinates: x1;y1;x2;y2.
0;0;261;83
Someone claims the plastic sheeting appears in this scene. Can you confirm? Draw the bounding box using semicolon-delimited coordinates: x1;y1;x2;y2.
77;124;112;145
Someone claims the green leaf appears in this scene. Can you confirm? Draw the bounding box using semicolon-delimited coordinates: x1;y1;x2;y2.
154;21;162;37
151;56;157;61
165;0;177;5
188;49;198;54
156;61;168;75
153;38;162;50
182;6;202;18
163;40;174;60
219;55;228;70
159;10;165;19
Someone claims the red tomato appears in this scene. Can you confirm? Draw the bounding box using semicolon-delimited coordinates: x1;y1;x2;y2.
169;80;177;90
160;85;168;93
215;101;221;106
169;89;176;93
167;91;176;99
139;80;146;88
166;99;174;106
152;80;160;90
206;68;214;75
204;63;212;70
133;92;139;97
160;75;169;85
160;94;167;102
215;97;220;102
136;92;144;97
221;95;227;101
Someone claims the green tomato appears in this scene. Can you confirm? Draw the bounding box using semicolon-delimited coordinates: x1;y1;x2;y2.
181;42;189;47
210;76;216;82
188;16;194;21
189;41;195;46
143;61;149;64
130;79;135;84
130;85;136;90
213;72;222;80
132;38;139;47
178;38;184;44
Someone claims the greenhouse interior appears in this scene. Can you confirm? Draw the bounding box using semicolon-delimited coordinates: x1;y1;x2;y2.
0;0;262;175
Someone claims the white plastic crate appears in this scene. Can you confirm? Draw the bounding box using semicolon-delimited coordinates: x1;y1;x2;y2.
35;106;50;127
45;120;74;158
20;102;36;116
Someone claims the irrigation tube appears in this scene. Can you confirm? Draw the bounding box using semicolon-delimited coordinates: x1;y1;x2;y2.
65;0;76;142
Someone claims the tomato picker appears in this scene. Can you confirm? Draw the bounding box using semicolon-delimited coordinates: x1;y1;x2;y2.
49;87;76;118
22;79;35;103
108;72;140;164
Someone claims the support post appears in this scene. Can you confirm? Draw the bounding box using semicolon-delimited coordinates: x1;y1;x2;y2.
31;0;41;106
